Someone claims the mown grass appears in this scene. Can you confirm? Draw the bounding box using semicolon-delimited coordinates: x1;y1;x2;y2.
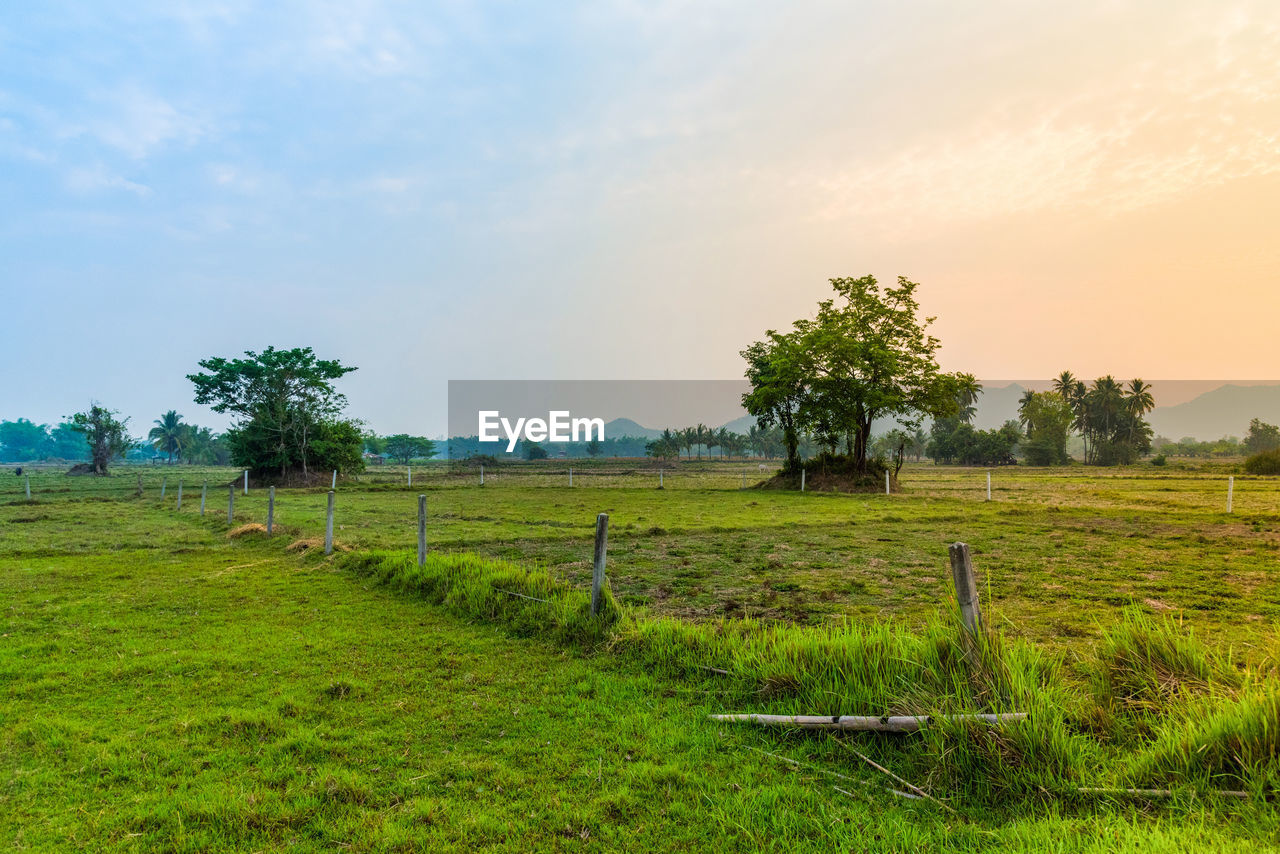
37;460;1273;656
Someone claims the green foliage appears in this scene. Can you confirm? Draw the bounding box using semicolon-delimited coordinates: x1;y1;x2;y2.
926;419;1020;466
189;346;359;477
308;419;366;475
68;404;132;475
1244;448;1280;475
1018;391;1072;465
1055;373;1155;465
1243;418;1280;456
743;276;960;474
522;441;548;460
0;418;50;462
382;434;436;464
147;410;187;463
1155;435;1243;458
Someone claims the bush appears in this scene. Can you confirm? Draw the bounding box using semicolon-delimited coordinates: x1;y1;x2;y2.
1244;448;1280;475
1151;454;1167;466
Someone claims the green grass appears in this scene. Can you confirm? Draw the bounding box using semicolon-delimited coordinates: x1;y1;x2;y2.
3;464;1280;850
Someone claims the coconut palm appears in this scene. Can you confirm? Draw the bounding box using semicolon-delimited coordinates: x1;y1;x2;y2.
953;373;983;423
1017;389;1037;431
148;410;187;464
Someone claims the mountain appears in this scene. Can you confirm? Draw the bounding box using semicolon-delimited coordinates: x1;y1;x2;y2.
718;414;758;434
970;383;1029;430
603;418;664;440
1148;385;1280;441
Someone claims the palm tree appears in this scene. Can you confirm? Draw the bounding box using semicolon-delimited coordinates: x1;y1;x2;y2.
1124;378;1155;454
1017;389;1037;431
148;410;187;464
953;373;983;423
1052;371;1077;399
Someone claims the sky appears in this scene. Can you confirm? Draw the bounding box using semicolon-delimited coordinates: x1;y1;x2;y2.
2;1;1278;436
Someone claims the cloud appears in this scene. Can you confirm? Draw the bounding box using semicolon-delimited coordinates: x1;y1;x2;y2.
74;87;210;160
65;165;153;196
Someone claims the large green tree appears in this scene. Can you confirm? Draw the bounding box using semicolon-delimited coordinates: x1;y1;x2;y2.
0;419;49;462
1244;418;1280;456
188;347;361;478
745;275;959;475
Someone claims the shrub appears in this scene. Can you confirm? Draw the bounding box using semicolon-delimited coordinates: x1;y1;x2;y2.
1244;448;1280;475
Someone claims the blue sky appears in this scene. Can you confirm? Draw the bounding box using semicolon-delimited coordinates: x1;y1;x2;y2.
3;1;1278;436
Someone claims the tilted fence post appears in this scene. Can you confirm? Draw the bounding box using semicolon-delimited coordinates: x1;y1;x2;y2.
948;542;984;635
591;513;609;617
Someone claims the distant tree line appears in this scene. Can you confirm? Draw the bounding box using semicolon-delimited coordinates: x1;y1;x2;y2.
643;425;787;461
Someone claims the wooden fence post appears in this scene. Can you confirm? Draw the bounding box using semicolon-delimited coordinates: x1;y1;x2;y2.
325;490;335;555
200;481;207;515
417;494;427;567
227;483;235;524
948;542;984;635
591;513;609;617
176;480;183;511
267;486;275;535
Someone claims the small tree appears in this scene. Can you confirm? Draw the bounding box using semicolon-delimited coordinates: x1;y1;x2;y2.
69;404;132;475
384;434;436;464
523;441;548;460
148;410;187;464
585;438;603;458
1244;419;1280;456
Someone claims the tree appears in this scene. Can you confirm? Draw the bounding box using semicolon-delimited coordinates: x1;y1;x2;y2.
585;438;603;458
384;434;436;464
188;347;360;478
745;275;959;475
0;419;50;462
1020;392;1073;465
148;410;187;464
523;441;548;460
47;422;90;460
69;404;132;475
1244;419;1280;456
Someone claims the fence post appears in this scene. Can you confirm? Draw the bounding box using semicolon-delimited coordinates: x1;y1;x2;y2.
659;469;663;488
227;483;235;524
332;469;337;490
569;467;573;487
176;480;183;511
241;470;247;495
1227;476;1234;513
407;465;412;487
480;464;484;486
741;470;746;489
417;493;427;567
136;474;143;498
591;513;609;617
25;475;31;500
161;477;167;500
986;471;992;501
948;542;984;635
267;486;275;535
200;481;207;515
324;490;336;555
800;469;806;492
885;471;890;495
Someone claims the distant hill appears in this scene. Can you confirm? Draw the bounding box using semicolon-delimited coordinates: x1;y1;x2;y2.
603;418;664;440
1148;385;1280;441
971;383;1029;430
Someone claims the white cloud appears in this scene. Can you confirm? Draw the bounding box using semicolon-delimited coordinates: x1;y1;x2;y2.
64;165;153;196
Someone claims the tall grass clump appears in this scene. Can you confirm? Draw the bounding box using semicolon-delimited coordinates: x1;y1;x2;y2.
340;551;620;646
1088;608;1239;720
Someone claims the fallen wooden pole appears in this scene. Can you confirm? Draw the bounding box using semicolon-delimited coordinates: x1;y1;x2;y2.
709;712;1027;732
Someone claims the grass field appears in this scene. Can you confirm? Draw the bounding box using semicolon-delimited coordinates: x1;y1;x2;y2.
3;461;1279;850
